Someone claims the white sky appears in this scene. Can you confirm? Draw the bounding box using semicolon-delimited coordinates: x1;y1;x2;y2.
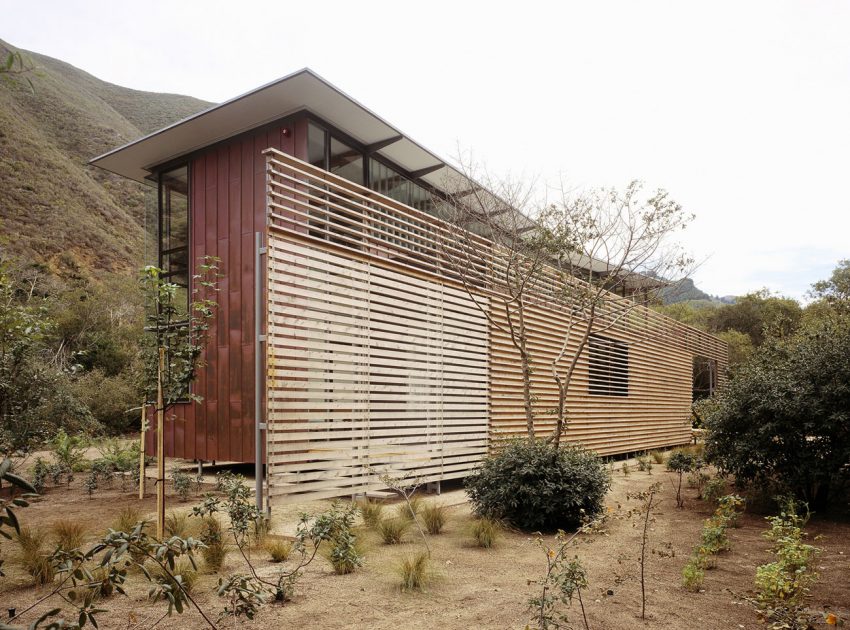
5;0;849;299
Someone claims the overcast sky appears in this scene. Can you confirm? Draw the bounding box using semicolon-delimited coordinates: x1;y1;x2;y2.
5;1;849;299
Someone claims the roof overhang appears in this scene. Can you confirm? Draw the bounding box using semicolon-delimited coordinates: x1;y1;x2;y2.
89;67;464;192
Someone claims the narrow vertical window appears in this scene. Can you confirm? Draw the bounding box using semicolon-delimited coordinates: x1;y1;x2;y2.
588;335;629;396
159;165;189;317
692;356;717;401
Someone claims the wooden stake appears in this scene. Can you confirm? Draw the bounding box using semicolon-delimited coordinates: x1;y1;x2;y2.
138;403;146;499
156;348;165;540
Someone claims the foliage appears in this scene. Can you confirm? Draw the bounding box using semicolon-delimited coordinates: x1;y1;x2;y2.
681;558;705;592
810;259;850;309
357;499;384;528
327;506;363;575
171;470;193;502
397;551;430;592
528;519;601;629
420;503;448;535
51;428;89;472
701;477;728;503
705;313;850;505
266;539;292;563
705;290;802;347
0;457;37;577
470;518;500;549
636;454;653;473
465;440;610;531
751;499;821;629
667;450;700;508
140;258;220;410
378;517;410;544
95;438;140;472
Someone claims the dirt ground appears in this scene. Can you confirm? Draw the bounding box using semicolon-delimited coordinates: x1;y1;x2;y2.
1;459;848;630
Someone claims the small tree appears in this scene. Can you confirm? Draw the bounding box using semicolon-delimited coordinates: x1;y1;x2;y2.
141;257;220;538
667;451;699;508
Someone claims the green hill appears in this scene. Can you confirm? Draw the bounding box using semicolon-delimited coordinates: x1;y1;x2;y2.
0;40;211;278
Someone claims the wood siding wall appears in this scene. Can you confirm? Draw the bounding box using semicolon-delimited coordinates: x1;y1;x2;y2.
148;118;309;462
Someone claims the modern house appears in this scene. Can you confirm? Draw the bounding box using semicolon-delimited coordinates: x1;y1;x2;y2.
91;69;727;506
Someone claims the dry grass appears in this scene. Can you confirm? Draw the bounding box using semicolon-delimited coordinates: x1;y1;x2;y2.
420;503;448;535
199;517;227;573
111;506;145;533
358;499;385;528
51;519;86;551
165;512;194;539
151;556;199;594
650;450;667;464
16;527;54;585
266;539;292;563
396;496;423;521
470;518;499;549
398;551;430;592
379;517;410;544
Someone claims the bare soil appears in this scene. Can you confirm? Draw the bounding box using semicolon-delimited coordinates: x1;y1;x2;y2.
1;461;848;629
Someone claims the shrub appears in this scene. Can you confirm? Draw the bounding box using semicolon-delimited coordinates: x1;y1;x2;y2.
251;514;271;548
152;555;198;594
52;428;89;472
650;451;666;464
358;499;384;528
171;470;193;502
668;451;700;508
420;503;447;535
702;477;728;503
199;516;227;572
470;518;499;549
378;517;410;544
398;551;430;592
16;527;54;585
266;539;292;563
682;558;705;592
621;461;630;476
636;454;653;473
52;519;86;551
717;494;746;528
700;516;731;553
465;440;610;531
96;438;139;472
30;457;49;493
329;531;363;575
704;315;850;506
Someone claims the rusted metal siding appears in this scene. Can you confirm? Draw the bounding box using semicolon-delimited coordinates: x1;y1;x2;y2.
148;117;309;463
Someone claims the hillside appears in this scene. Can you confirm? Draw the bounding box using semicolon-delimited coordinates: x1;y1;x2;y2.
0;40;211;278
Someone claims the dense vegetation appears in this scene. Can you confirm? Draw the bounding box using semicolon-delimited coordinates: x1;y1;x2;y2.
704;260;850;505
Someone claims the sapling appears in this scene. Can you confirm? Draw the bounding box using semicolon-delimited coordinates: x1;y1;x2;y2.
627;482;662;620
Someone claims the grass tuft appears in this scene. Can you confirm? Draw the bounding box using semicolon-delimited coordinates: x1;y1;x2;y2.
165;512;194;539
470;518;499;549
16;527;55;585
112;506;145;533
199;517;227;573
650;450;666;464
420;503;448;535
52;519;86;551
398;551;430;592
378;517;410;544
266;539;292;563
358;499;385;529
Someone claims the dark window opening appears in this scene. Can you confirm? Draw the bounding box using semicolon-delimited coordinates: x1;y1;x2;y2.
588;335;629;396
692;356;717;401
159;164;189;318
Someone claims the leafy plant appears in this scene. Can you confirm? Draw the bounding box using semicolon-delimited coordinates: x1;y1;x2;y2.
621;461;630;476
682;558;705;592
51;428;89;472
172;469;193;502
397;551;430;592
702;477;728;503
636;454;653;473
84;469;98;498
667;450;699;508
420;503;448;535
378;517;410;544
470;518;499;549
96;438;140;472
465;440;610;531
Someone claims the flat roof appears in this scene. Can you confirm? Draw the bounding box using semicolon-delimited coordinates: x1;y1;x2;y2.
89;67;469;193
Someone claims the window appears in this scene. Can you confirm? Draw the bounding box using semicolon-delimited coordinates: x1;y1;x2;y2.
692;356;717;401
588;335;628;396
330;137;363;185
159;165;189;317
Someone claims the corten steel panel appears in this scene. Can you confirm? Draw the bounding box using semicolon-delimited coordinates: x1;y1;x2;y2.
147;117;304;463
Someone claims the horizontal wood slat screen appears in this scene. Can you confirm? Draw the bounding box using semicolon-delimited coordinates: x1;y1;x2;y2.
263;149;728;501
266;236;489;503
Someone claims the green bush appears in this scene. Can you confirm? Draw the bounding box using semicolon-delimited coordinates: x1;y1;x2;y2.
702;477;728;503
682;558;705;591
705;314;850;505
465;440;610;531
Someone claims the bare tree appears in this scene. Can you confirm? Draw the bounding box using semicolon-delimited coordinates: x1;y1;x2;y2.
538;182;694;447
441;164;694;448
